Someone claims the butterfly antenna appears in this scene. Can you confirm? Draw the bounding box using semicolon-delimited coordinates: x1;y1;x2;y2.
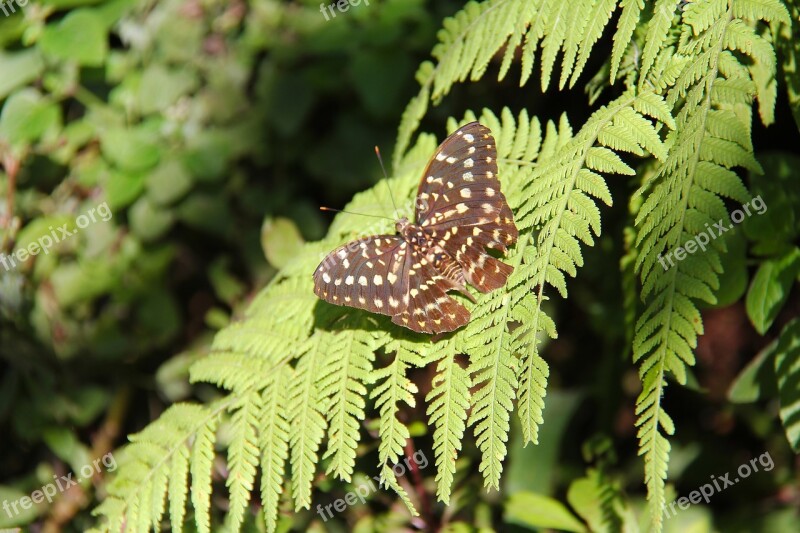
319;206;394;221
375;146;399;218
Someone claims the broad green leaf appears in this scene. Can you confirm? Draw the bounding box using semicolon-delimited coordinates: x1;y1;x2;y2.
567;471;623;533
745;247;800;334
261;217;305;269
100;124;162;172
728;341;777;403
106;169;146;211
773;318;800;452
138;64;198;114
705;229;747;308
505;492;587;532
208;258;246;305
0;50;44;100
0;486;44;526
129;196;174;242
14;215;74;252
0;89;60;144
176;193;232;237
743;152;800;251
42;427;91;476
146;158;193;206
51;260;116;308
39;9;108;67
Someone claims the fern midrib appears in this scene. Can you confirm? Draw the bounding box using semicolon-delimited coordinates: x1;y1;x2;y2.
640;7;732;526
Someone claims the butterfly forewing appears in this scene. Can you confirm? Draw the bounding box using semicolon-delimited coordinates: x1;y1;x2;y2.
415;122;518;292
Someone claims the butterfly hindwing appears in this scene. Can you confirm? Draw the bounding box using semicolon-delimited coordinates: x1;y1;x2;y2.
390;246;470;333
314;236;409;317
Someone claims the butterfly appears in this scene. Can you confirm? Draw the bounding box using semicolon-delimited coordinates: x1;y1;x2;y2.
313;122;518;334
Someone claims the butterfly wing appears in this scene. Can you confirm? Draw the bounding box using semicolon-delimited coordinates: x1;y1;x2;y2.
313;236;470;333
414;122;518;292
314;235;409;317
389;245;470;334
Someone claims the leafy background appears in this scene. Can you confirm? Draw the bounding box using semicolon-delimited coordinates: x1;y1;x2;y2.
0;0;798;532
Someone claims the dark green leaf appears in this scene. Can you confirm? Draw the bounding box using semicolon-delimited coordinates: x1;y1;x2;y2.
773;318;800;452
745;247;800;334
39;9;108;67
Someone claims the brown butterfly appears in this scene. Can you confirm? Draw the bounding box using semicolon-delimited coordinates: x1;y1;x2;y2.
313;122;518;334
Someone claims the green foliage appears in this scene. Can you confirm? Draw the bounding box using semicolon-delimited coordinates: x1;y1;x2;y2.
2;0;799;532
92;89;675;533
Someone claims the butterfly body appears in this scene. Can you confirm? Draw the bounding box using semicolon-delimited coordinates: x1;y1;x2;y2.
314;122;518;334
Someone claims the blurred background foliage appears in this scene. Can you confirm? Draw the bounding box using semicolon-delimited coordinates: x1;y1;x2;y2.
0;0;798;531
0;0;464;529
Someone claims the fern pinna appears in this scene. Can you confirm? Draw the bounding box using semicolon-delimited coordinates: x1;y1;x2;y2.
90;1;790;532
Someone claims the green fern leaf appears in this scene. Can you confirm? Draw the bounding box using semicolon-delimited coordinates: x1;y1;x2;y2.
611;0;645;83
191;412;221;533
260;366;291;532
370;338;420;512
168;443;190;533
288;332;330;510
426;339;470;504
631;2;784;529
319;327;379;481
226;391;261;531
774;318;800;452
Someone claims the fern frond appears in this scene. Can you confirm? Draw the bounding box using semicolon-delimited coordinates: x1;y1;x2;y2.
425;339;470;504
190;411;220;533
774;318;800;452
94;93;673;529
168;440;190;533
260;366;291;532
611;0;644;83
288;332;330;510
370;337;421;512
639;0;680;90
225;391;261;531
91;403;225;533
631;2;784;529
394;0;627;169
319;327;378;481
